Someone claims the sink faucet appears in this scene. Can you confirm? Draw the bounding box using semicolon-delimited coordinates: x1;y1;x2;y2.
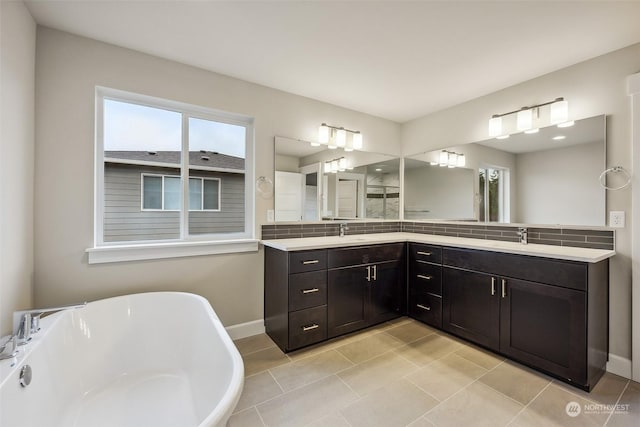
517;227;528;245
0;335;17;361
12;302;87;346
339;222;349;237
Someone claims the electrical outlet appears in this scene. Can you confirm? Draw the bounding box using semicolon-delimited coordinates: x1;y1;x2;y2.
610;211;625;228
267;209;275;222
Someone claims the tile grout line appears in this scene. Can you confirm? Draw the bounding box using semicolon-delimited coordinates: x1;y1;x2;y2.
504;380;553;426
420;359;509;419
266;368;286;394
549;376;630;407
603;380;631;426
253;405;268;427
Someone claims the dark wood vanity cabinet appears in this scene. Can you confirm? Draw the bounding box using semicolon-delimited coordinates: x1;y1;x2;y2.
407;243;443;328
264;243;405;352
264;248;329;352
327;243;405;338
441;247;609;390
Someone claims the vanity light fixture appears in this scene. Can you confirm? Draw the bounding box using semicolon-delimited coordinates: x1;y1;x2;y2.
488;97;568;138
325;157;348;173
316;123;363;151
438;150;466;168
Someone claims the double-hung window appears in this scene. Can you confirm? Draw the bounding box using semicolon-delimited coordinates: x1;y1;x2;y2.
90;87;256;263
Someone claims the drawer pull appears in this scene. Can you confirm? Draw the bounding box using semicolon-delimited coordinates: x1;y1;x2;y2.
366;265;371;282
416;304;431;311
501;279;507;298
301;288;320;294
417;274;433;281
302;260;319;265
491;277;496;296
417;251;432;256
302;324;319;332
372;265;377;281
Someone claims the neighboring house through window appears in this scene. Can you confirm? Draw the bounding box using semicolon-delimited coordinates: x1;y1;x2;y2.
93;87;254;251
141;174;220;211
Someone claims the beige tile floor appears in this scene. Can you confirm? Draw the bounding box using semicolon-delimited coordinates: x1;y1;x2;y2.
230;317;640;427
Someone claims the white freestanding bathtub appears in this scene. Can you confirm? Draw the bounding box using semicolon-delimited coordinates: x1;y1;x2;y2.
0;292;244;427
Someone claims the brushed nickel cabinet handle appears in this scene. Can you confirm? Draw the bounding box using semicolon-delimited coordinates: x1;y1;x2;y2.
417;274;433;281
501;279;507;298
366;265;371;282
302;288;320;294
372;265;377;281
302;324;319;332
417;251;432;256
417;304;431;311
491;277;496;296
302;260;319;265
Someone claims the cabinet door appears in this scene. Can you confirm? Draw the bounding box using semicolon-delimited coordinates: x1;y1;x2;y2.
500;278;587;386
443;267;500;350
369;260;403;324
328;266;369;338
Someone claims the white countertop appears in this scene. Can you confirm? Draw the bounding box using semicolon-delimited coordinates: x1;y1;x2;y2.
261;232;615;263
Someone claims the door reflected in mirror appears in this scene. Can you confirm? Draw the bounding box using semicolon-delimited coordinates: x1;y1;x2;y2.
274;137;399;221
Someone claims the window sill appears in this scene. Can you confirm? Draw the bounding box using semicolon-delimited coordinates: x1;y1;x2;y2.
86;239;259;264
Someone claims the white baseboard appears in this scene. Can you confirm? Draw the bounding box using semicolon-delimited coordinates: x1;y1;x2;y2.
225;319;265;340
606;354;632;379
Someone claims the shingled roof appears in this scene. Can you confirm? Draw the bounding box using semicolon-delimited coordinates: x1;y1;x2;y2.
105;150;245;171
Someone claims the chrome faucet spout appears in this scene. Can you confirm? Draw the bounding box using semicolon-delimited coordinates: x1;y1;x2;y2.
13;302;87;345
517;227;528;245
339;223;349;237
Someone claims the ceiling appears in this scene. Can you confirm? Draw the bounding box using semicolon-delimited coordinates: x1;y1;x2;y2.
24;1;640;123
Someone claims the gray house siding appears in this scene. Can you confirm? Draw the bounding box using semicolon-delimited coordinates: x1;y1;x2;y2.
104;163;245;242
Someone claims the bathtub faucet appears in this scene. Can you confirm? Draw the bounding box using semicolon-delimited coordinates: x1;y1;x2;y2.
13;302;87;346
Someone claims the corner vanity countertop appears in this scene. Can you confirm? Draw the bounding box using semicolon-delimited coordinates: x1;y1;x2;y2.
261;232;615;263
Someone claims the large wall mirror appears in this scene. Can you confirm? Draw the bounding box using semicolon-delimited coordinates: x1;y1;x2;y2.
404;114;606;226
274;137;399;221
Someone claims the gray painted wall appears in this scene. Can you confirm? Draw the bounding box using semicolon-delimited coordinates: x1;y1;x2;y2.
0;2;36;335
402;42;640;362
104;163;245;242
33;27;400;329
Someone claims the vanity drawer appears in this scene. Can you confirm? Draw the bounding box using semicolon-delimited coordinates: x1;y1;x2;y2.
409;293;442;328
410;261;442;296
289;271;327;311
289;250;327;274
289;305;327;350
409;243;442;264
443;248;587;290
328;243;405;268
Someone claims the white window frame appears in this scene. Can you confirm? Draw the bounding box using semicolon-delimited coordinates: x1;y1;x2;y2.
89;87;257;264
140;174;221;212
189;177;222;212
479;165;511;223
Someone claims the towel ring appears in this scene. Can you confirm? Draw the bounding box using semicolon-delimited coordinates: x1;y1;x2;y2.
598;166;631;190
256;176;274;199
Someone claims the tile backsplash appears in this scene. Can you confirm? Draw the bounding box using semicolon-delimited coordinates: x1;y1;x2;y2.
261;221;614;251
